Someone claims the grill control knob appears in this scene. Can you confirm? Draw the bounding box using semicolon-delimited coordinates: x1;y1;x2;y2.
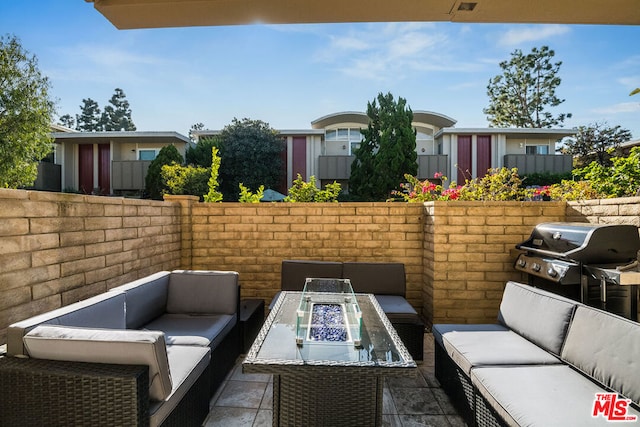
547;268;558;278
518;259;527;267
532;263;541;272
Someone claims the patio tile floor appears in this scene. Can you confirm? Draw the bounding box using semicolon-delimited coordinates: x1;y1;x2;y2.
203;333;468;427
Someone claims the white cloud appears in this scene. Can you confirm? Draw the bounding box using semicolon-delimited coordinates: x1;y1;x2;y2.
592;102;640;114
498;25;571;47
316;23;474;81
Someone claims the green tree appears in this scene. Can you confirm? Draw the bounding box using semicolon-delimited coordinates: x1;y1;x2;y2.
561;122;632;167
186;136;217;167
349;92;417;201
204;147;223;203
76;98;102;131
0;34;56;188
484;46;572;128
188;122;205;142
58;114;75;129
101;88;136;131
145;145;183;200
216;118;285;201
161;164;209;198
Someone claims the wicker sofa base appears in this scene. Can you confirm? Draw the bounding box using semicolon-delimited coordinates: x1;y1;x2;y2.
0;356;211;427
0;357;150;427
434;342;475;425
210;322;240;395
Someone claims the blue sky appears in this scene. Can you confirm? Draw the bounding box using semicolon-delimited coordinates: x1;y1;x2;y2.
2;1;639;138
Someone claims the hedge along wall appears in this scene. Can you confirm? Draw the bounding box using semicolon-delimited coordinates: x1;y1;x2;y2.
423;201;567;326
0;189;181;344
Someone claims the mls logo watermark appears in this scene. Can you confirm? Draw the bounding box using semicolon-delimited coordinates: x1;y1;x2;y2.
592;393;638;422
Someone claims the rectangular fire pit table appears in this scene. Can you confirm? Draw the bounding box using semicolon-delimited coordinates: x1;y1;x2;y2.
242;290;417;427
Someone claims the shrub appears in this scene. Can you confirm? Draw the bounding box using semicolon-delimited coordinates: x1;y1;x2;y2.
204;147;223;203
161;164;209;198
239;184;264;203
573;146;640;198
285;175;341;202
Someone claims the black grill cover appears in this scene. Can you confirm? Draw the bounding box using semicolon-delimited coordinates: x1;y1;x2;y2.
516;222;640;264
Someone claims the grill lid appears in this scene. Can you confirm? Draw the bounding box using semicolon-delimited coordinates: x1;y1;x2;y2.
516;222;640;264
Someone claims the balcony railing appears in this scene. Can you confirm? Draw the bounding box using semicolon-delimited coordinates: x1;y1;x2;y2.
112;160;151;191
503;154;572;175
32;162;61;192
317;155;449;181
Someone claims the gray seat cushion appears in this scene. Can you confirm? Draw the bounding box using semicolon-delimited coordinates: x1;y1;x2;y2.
167;270;239;315
280;260;343;291
498;281;578;356
432;323;508;348
144;313;237;350
149;344;210;427
7;291;127;356
442;329;561;375
343;262;405;295
374;295;419;323
562;305;640;404
110;271;170;329
471;365;640;427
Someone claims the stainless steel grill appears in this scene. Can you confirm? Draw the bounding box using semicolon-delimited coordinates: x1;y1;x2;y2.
515;222;640;321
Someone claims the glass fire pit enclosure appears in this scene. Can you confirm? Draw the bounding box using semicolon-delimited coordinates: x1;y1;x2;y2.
296;278;362;347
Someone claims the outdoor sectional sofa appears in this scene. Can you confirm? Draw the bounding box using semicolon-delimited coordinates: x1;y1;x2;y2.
273;259;425;360
433;280;640;426
0;269;241;427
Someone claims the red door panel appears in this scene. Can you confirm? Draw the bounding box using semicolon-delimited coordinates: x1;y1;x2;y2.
98;143;110;195
292;136;306;184
78;144;94;194
457;135;472;184
477;135;492;178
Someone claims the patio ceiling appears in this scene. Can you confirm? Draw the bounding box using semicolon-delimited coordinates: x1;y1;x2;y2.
86;0;640;29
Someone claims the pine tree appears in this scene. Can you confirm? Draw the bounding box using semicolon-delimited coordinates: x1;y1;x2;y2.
484;46;571;128
75;98;102;131
101;88;136;131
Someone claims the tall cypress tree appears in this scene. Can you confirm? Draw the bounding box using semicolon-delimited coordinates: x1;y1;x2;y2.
349;92;417;201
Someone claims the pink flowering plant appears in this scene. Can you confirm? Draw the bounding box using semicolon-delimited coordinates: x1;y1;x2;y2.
394;167;599;202
392;172;460;202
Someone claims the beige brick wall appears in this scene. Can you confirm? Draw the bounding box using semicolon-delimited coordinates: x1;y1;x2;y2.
0;189;181;344
4;188;640;345
566;196;640;226
423;201;567;326
187;202;426;309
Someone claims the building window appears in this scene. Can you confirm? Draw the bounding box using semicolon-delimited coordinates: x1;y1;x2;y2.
526;145;549;155
325;128;362;154
138;149;158;160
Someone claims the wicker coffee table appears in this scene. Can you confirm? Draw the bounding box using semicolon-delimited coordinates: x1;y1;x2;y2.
243;291;417;427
